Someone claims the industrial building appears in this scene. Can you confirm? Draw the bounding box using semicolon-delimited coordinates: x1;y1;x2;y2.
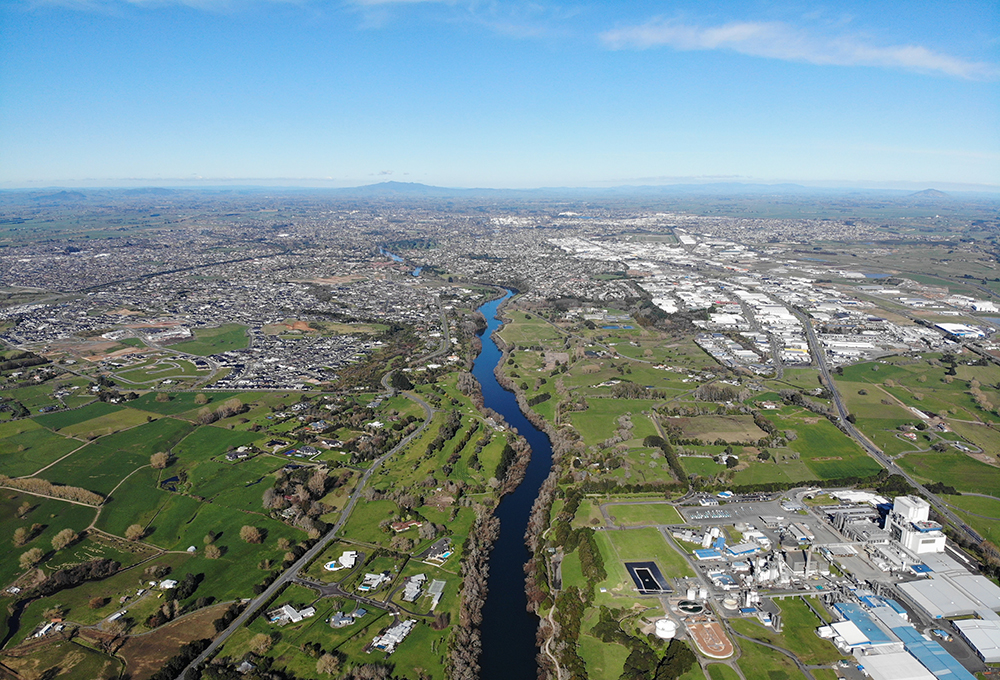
953;618;1000;663
820;597;976;680
886;496;946;555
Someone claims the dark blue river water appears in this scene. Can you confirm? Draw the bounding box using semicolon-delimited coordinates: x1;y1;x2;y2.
473;291;554;680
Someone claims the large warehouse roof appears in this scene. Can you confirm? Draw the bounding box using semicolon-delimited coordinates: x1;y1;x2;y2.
949;574;1000;611
854;651;935;680
954;619;1000;663
898;579;980;618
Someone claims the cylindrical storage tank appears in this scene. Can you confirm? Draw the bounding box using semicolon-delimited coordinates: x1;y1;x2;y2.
723;598;739;611
698;587;708;601
687;587;697;600
654;619;678;640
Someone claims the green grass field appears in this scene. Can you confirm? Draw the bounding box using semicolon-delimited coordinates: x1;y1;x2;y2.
681;456;726;477
59;407;160;439
604;527;694;578
0;492;97;587
733;632;801;680
169;324;249;356
898;451;1000;495
570;399;658;447
185;457;283;511
0;426;83;476
732;459;816;485
730;598;843;667
498;311;564;345
766;410;881;479
45;417;194;494
944;494;1000;543
706;665;739;680
671;415;768;443
579;632;630;680
605;503;683;526
127;390;244;415
172;425;263;462
33;401;122;430
340;499;398;545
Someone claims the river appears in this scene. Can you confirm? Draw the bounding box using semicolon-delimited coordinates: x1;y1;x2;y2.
473;290;554;680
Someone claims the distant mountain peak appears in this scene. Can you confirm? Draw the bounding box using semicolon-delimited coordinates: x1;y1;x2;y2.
363;181;435;192
908;188;950;198
31;190;86;202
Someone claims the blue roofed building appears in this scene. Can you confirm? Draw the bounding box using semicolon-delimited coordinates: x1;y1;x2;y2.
868;602;976;680
832;603;895;646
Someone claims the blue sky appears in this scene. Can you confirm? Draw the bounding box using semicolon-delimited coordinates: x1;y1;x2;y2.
1;0;997;189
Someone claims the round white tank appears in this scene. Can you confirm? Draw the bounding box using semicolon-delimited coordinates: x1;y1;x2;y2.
687;587;697;600
723;598;739;610
698;587;708;600
654;619;678;639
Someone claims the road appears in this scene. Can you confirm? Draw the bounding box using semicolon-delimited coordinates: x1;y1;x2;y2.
737;297;783;379
177;389;435;678
793;309;982;545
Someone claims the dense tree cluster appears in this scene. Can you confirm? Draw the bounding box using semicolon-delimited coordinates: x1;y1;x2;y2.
610;381;669;400
642;436;688;488
449;506;500;680
527;392;552;406
263;466;337;536
0;475;104;506
24;559;120;600
0;351;48;371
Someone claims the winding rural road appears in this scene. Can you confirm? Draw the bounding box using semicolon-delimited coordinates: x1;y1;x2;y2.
178;285;451;678
177;388;435;679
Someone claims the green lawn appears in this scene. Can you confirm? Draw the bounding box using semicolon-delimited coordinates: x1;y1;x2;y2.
58;407;161;439
0;426;83;476
45;418;194;494
734;634;801;680
731;597;843;666
605;527;694;578
706;665;739;680
898;451;1000;495
579;633;630;680
570;399;658;447
127;390;244;415
605;503;683;526
170;323;249;356
0;492;97;587
33;401;122;430
945;494;1000;543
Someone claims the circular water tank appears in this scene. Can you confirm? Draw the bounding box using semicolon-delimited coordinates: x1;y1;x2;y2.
723;598;739;610
654;619;678;639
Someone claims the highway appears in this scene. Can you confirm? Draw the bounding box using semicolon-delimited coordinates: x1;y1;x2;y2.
793;309;982;545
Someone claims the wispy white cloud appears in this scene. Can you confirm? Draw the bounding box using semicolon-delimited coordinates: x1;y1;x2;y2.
26;0;302;13
348;0;449;6
346;0;574;38
600;19;998;80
